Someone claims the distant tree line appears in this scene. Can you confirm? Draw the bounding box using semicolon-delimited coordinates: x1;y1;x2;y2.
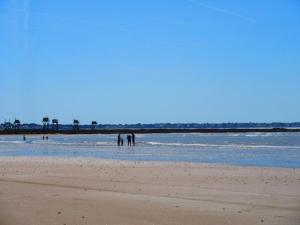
0;121;300;131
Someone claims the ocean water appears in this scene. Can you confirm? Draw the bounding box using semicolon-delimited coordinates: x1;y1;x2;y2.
0;133;300;168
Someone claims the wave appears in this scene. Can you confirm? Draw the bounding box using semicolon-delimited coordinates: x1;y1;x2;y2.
0;140;115;146
34;141;114;146
144;141;300;149
1;140;300;150
0;140;25;144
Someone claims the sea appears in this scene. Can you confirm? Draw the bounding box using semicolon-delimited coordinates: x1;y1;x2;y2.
0;132;300;168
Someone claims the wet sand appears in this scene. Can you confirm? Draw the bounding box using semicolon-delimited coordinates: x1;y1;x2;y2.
0;157;300;225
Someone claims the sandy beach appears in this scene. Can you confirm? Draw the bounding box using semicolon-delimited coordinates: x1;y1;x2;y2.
0;157;299;225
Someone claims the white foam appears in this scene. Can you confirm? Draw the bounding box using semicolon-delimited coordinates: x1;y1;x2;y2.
144;141;300;149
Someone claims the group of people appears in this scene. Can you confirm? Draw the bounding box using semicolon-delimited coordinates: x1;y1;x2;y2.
118;133;135;146
22;135;49;141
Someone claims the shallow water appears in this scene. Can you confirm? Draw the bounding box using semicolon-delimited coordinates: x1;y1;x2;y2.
0;133;300;168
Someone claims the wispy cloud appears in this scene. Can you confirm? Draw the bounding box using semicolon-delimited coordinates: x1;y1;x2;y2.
32;11;135;33
147;17;188;26
23;0;30;31
185;0;256;23
4;7;137;34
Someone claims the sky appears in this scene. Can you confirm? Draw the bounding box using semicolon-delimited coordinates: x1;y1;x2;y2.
0;0;299;124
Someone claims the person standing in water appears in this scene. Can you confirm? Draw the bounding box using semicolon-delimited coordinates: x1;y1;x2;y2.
131;133;135;146
127;135;132;146
23;136;26;141
117;134;121;146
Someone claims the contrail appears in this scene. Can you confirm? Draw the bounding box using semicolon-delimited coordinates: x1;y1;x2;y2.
185;0;256;23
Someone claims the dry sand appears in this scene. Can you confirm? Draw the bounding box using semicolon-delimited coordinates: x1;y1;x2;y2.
0;157;299;225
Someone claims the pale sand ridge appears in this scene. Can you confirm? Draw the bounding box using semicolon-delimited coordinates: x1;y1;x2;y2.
0;157;300;225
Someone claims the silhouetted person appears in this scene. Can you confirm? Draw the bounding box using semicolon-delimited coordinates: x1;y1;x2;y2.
117;134;121;146
42;136;45;140
121;138;124;146
23;136;26;141
127;135;132;146
131;133;135;146
46;136;48;140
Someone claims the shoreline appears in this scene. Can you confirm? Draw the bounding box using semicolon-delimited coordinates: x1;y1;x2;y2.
1;156;299;170
0;155;298;167
1;127;300;135
1;156;300;225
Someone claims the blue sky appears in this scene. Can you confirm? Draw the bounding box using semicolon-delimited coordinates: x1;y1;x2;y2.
0;0;299;124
